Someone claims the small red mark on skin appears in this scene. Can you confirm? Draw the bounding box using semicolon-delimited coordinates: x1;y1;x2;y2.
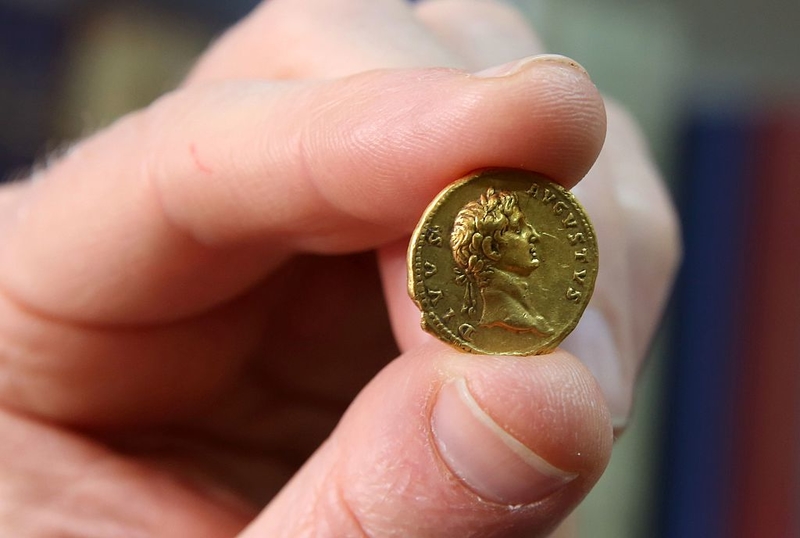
189;143;213;174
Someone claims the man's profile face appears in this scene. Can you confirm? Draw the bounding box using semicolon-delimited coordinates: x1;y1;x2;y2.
495;209;541;276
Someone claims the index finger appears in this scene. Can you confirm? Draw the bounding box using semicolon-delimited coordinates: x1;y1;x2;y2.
185;0;463;83
0;58;605;325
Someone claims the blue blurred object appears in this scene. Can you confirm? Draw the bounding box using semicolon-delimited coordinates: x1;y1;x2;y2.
0;0;261;182
0;3;66;180
660;108;756;538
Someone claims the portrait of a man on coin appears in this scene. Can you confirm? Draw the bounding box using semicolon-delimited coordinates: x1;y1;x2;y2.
450;187;554;336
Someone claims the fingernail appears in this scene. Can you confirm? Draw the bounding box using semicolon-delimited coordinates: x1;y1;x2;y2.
431;378;576;505
561;307;632;429
474;54;590;79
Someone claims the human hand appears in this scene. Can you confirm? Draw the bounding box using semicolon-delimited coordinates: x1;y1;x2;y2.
0;1;679;537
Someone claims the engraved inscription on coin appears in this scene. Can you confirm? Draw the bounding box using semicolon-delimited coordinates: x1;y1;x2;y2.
407;169;598;356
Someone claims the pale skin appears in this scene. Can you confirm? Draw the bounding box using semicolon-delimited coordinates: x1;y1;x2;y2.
0;0;680;537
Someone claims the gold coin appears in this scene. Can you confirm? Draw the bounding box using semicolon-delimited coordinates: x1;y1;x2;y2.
407;169;598;356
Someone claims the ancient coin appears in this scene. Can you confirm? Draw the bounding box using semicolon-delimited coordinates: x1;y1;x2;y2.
407;168;598;356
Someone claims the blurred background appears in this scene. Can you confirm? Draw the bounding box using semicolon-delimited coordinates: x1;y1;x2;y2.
0;0;797;536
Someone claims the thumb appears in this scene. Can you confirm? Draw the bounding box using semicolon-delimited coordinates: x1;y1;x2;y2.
238;342;612;538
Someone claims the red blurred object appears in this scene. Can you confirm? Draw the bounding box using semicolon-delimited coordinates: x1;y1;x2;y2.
733;105;800;538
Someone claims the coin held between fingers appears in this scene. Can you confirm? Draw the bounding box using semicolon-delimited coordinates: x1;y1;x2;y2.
408;169;598;356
